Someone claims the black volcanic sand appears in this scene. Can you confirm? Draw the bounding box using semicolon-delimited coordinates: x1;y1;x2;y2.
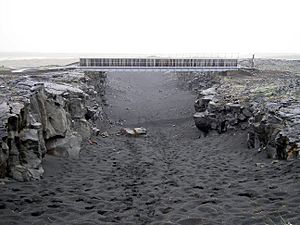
0;72;300;225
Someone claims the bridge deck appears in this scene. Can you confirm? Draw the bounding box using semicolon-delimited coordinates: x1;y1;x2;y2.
79;58;239;71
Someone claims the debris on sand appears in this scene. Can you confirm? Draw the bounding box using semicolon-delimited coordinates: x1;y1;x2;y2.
120;128;135;136
133;127;147;135
101;131;109;138
92;127;100;136
120;127;147;136
88;139;98;145
255;162;266;168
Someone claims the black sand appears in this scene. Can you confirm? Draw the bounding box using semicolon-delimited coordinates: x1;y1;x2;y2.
0;72;299;225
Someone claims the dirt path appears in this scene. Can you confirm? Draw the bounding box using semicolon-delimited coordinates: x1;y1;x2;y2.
0;72;299;225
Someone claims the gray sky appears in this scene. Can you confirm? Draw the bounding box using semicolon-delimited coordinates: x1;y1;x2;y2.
0;0;299;55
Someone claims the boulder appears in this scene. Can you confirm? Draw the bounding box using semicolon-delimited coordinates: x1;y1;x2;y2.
120;127;147;136
66;97;85;119
194;96;214;112
72;119;91;140
194;112;216;134
10;165;33;182
207;101;223;113
46;133;82;158
85;106;99;120
201;86;217;96
225;103;242;114
44;99;68;139
133;127;147;135
242;108;252;118
10;164;44;182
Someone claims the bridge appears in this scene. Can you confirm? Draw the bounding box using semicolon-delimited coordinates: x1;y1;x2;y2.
79;57;239;72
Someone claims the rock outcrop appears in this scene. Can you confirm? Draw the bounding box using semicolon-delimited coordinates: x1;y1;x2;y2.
193;85;252;135
247;101;300;160
0;70;106;181
191;66;300;160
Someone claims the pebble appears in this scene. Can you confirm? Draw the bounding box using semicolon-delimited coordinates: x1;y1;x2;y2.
255;163;265;168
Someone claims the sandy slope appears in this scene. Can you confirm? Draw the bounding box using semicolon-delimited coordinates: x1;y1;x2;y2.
0;72;299;225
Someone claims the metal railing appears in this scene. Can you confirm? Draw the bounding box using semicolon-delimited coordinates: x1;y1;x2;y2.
79;57;239;71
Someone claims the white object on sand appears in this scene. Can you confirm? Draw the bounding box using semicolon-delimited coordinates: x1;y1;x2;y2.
133;127;147;135
121;127;147;136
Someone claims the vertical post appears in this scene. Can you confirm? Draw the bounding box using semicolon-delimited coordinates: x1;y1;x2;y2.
251;54;255;68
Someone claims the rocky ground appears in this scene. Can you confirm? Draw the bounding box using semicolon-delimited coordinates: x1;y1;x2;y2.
0;60;299;225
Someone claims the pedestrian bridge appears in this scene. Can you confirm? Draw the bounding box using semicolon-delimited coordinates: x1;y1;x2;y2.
79;57;239;72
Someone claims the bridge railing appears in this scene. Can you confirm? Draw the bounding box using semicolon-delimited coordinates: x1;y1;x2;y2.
79;58;238;68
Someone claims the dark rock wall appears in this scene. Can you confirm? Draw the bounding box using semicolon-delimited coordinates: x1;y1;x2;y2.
193;85;252;135
0;71;107;181
247;102;300;160
191;69;299;160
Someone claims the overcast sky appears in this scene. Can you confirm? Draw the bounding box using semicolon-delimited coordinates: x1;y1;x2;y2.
0;0;299;55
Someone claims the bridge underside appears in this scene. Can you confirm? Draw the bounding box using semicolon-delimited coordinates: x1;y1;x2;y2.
79;58;239;72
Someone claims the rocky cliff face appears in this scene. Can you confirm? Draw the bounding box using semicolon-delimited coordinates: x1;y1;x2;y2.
0;70;106;181
191;66;300;160
247;101;300;160
193;86;252;134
